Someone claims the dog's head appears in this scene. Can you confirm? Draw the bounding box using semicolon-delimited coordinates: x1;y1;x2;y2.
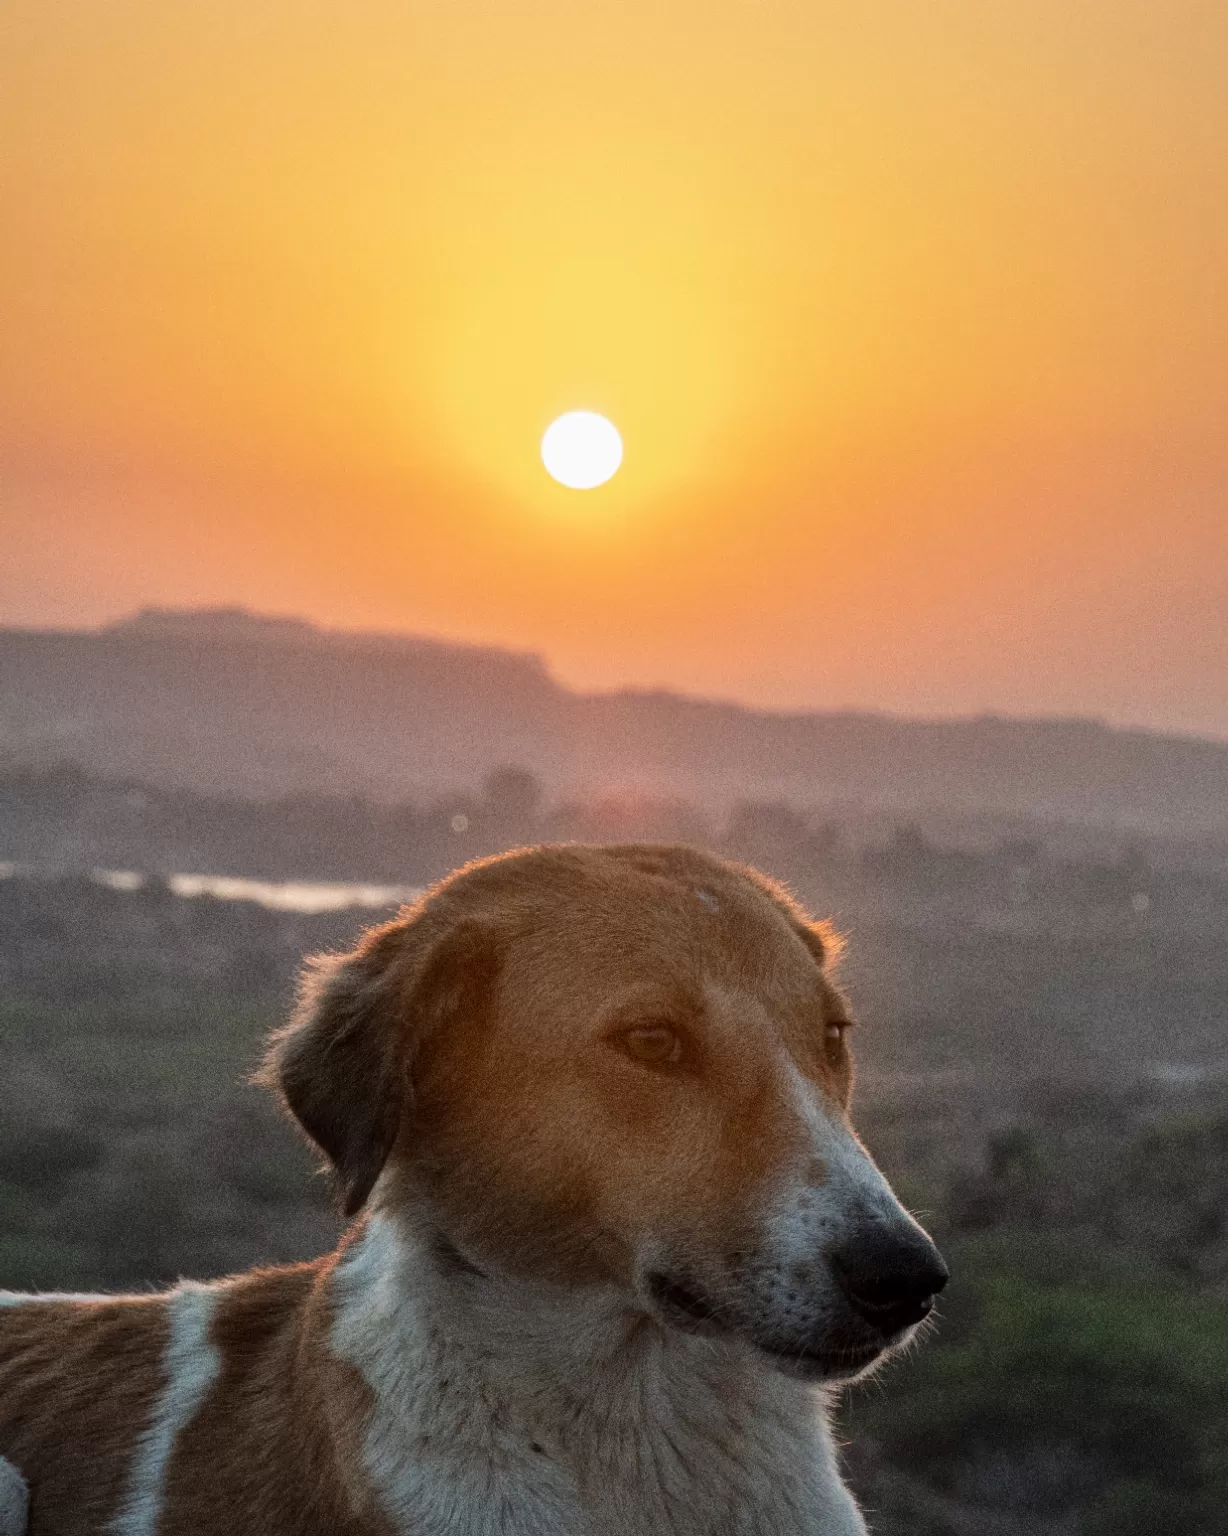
264;844;946;1383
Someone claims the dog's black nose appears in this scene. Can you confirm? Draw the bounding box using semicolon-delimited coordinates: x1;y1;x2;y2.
833;1230;949;1334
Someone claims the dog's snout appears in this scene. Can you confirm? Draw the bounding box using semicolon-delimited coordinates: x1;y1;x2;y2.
833;1229;949;1335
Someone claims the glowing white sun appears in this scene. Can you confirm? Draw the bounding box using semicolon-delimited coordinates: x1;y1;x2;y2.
540;411;623;489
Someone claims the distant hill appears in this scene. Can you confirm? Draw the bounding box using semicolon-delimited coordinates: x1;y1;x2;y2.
1;608;1226;835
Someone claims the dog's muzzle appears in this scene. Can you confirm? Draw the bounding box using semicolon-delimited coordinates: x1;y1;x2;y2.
644;1224;948;1383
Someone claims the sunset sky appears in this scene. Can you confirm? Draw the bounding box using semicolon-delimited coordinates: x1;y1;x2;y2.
2;1;1226;735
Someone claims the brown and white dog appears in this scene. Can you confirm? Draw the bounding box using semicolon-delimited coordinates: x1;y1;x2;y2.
0;844;947;1536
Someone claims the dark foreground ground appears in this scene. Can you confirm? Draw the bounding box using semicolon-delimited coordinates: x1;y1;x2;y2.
2;796;1226;1535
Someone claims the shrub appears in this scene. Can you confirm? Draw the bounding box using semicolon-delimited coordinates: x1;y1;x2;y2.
843;1234;1228;1528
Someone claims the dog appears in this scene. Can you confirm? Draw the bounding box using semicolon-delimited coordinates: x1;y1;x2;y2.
0;844;947;1535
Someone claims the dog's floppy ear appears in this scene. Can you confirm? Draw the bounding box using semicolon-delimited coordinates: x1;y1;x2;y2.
260;912;499;1217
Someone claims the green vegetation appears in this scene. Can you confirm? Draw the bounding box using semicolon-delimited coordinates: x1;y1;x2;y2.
844;1236;1228;1533
0;988;338;1292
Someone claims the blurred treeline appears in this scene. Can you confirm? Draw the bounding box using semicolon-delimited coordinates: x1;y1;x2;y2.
1;763;1226;1533
5;760;1228;886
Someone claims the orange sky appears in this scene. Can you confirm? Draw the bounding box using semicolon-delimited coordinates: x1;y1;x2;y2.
2;1;1226;735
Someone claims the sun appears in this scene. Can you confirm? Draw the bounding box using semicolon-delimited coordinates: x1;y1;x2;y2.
540;411;623;489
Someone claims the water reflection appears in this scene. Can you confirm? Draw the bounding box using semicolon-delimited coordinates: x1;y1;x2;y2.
0;861;421;914
166;872;422;913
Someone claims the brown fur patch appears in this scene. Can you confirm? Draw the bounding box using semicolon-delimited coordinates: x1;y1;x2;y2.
161;1261;394;1535
374;844;855;1286
0;1296;169;1534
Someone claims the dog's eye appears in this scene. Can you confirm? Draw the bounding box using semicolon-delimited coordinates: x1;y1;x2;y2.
823;1022;849;1063
621;1025;684;1067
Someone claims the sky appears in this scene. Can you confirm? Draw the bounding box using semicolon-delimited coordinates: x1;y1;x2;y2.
2;1;1226;736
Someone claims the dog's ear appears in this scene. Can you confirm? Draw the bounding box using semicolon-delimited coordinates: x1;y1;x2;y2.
793;918;845;972
259;913;499;1217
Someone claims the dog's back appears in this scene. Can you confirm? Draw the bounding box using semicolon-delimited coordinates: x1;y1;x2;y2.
0;1294;169;1533
0;1265;384;1536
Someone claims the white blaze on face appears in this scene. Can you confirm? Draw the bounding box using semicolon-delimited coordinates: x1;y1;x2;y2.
750;1067;910;1331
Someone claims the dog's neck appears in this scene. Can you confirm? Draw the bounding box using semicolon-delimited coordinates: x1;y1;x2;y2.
325;1211;866;1536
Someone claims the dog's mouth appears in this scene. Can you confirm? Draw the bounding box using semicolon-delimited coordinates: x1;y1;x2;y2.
753;1338;886;1382
645;1272;723;1329
644;1271;888;1383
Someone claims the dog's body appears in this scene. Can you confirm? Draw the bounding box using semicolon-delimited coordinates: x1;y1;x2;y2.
0;845;946;1535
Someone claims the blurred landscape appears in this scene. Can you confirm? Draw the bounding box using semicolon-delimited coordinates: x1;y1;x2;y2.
6;608;1228;842
2;610;1226;1534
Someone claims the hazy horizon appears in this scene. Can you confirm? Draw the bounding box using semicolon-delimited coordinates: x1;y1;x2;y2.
5;602;1228;750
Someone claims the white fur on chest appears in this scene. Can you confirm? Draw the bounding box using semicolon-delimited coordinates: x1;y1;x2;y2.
327;1217;866;1536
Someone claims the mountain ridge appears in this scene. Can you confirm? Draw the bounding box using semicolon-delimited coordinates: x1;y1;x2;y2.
2;610;1225;835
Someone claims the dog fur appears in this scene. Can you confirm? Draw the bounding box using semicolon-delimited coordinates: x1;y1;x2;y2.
0;844;946;1535
0;1457;26;1536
